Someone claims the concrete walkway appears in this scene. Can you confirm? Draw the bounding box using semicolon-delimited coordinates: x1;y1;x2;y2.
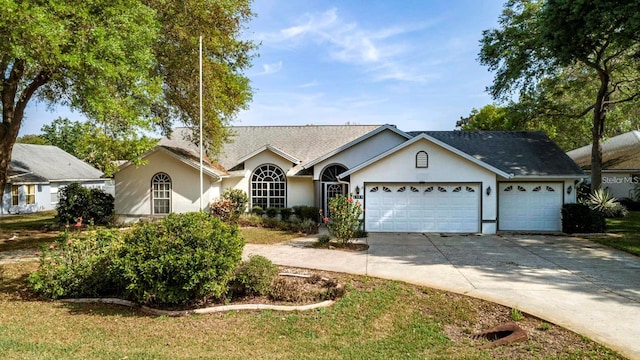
245;232;640;360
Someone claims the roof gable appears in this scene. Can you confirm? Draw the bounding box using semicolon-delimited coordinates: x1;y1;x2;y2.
9;144;104;182
567;131;640;170
117;145;227;178
302;124;411;169
340;133;512;179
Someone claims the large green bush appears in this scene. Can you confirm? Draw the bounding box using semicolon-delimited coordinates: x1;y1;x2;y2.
56;183;115;226
114;212;244;306
28;228;123;299
561;203;605;233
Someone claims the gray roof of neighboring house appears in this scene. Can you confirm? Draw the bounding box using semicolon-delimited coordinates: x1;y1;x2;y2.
408;131;585;177
566;130;640;170
9;144;104;183
162;125;384;173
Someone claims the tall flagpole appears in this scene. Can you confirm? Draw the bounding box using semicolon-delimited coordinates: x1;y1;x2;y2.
199;35;204;212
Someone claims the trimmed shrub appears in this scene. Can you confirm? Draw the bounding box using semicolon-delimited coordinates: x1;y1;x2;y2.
114;212;244;306
293;205;320;222
56;183;115;226
28;228;123;299
265;207;279;219
252;206;264;216
280;208;293;221
232;255;279;296
561;203;605;233
221;189;249;215
298;218;319;234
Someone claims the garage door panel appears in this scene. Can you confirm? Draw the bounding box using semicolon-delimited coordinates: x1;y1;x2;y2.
498;182;562;231
365;183;480;233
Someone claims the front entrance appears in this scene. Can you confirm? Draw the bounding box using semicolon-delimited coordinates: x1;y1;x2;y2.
323;182;347;215
321;164;349;216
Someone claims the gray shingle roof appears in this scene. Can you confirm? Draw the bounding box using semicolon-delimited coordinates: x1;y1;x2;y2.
408;131;585;177
566;131;640;170
9;144;104;182
162;125;383;172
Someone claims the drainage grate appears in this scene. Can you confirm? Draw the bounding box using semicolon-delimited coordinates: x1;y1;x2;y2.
471;322;528;348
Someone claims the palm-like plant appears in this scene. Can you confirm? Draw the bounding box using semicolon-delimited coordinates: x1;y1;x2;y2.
587;189;628;218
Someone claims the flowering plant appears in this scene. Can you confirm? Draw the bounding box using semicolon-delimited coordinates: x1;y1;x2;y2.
325;193;363;245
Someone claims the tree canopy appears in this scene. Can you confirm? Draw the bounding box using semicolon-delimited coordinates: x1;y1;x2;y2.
0;0;255;192
479;0;640;189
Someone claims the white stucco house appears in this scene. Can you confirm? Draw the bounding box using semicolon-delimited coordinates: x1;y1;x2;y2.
114;124;584;233
567;130;640;199
1;144;107;215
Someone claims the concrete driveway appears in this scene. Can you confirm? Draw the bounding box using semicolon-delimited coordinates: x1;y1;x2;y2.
245;232;640;360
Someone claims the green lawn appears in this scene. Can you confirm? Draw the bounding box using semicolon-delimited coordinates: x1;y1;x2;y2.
0;262;621;360
591;211;640;256
0;211;59;252
240;226;301;244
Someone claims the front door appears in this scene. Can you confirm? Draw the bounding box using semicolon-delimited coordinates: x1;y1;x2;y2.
323;182;347;216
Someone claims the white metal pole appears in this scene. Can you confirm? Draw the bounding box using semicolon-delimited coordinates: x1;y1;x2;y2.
199;35;204;212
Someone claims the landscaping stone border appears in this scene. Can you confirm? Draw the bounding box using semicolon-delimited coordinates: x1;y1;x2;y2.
61;298;335;317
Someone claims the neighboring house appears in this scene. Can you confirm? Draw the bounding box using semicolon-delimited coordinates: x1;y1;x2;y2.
567;131;640;199
114;125;584;233
1;144;107;215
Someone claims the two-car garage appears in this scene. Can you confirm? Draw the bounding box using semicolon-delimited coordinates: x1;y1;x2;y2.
363;182;564;233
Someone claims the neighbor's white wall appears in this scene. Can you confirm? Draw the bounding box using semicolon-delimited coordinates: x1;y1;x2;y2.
599;171;638;199
348;138;498;233
115;150;219;216
313;129;407;180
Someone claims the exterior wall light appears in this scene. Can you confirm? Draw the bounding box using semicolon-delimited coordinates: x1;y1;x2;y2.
567;185;572;194
486;186;492;196
355;185;360;195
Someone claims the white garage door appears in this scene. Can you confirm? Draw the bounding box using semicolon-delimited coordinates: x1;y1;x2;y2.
365;183;480;233
498;182;563;231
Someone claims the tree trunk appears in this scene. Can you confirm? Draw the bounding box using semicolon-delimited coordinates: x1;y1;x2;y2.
0;109;22;197
590;71;609;191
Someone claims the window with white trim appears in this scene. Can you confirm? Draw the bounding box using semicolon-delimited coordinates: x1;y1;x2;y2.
151;173;172;214
11;185;19;206
416;151;428;168
251;164;286;209
25;184;36;205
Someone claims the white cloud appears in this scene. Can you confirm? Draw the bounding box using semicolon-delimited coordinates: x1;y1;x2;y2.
252;61;283;76
298;80;319;88
256;7;442;83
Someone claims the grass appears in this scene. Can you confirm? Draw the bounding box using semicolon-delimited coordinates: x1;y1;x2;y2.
591;211;640;256
239;227;301;245
0;211;58;252
0;262;623;360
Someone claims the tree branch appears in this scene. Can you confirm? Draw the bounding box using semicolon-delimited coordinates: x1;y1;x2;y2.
604;92;640;106
15;70;51;120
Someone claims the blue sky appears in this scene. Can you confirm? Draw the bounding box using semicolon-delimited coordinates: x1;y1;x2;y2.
21;1;504;136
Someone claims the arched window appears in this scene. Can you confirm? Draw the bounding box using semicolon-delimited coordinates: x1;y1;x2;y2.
251;164;286;209
151;173;171;214
416;151;428;168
